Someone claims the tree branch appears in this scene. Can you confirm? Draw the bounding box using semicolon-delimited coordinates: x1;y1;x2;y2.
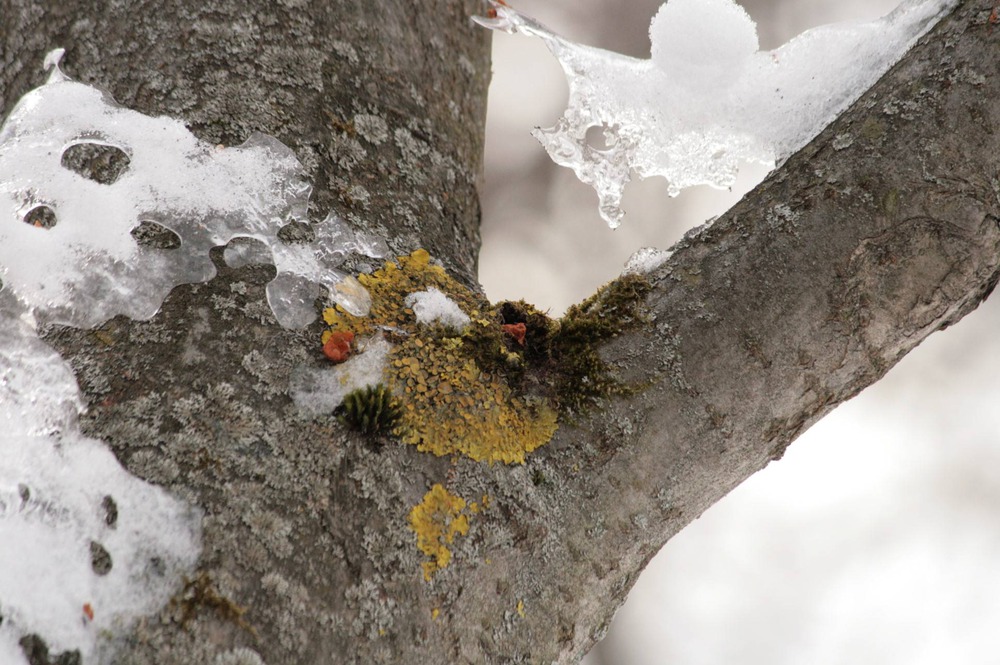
1;0;996;664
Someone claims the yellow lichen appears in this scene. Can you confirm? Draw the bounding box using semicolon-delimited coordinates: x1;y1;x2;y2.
323;249;483;338
389;335;557;464
321;249;558;464
409;484;471;581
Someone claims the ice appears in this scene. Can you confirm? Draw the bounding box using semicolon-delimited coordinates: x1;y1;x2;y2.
404;288;471;330
291;336;392;414
476;0;957;228
0;308;83;437
0;49;384;329
264;213;385;325
623;247;673;275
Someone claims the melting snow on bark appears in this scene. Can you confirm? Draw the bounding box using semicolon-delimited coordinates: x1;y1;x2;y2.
0;49;387;662
0;295;202;664
291;336;392;415
0;49;386;329
476;0;957;228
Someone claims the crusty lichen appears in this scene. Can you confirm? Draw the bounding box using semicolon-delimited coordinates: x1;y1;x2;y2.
322;249;482;339
408;484;471;581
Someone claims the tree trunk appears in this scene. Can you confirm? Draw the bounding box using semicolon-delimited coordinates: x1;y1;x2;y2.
1;0;997;663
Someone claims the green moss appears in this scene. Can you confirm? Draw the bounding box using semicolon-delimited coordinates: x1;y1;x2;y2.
338;384;401;435
547;274;653;414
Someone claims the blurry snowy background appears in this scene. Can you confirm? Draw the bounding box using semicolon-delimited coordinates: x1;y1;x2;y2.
477;1;1000;663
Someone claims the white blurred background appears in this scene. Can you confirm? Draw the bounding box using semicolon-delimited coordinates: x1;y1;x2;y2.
477;1;1000;663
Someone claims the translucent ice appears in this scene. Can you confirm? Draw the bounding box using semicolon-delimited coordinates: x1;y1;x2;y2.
0;49;384;329
476;0;957;228
263;213;385;325
291;336;392;414
623;247;673;275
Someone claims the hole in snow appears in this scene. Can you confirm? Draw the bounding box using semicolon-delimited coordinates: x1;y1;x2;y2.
23;206;57;229
223;236;275;269
584;125;617;151
61;142;130;185
102;494;118;529
149;556;166;577
89;540;113;576
131;221;181;250
277;220;315;244
19;633;82;665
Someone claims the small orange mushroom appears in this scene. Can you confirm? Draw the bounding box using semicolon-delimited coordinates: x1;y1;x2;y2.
501;322;526;346
323;330;356;363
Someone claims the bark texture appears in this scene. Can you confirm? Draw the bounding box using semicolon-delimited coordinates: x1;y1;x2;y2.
0;1;997;664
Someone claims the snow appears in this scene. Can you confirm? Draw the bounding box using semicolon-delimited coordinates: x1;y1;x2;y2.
291;336;392;414
0;306;201;663
476;0;957;228
0;49;389;661
0;49;385;329
404;288;471;330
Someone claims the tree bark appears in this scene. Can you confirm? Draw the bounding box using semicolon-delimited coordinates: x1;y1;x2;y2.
1;0;997;664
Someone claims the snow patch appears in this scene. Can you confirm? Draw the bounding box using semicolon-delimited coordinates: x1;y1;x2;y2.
0;49;385;329
0;307;201;663
476;0;956;228
404;287;471;330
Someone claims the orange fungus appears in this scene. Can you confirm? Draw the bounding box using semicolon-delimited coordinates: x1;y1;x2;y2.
323;330;355;362
501;322;527;346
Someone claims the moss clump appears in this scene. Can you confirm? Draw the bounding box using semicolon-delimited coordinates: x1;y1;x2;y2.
338;384;401;434
408;484;471;581
547;274;653;413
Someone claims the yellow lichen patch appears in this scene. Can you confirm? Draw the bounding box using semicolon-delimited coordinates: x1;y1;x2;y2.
389;335;557;464
321;249;559;464
323;248;486;338
409;484;471;581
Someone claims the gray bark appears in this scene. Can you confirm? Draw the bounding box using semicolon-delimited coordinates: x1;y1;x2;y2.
1;0;997;664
